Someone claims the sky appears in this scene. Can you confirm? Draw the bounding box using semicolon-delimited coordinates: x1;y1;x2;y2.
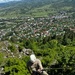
0;0;21;3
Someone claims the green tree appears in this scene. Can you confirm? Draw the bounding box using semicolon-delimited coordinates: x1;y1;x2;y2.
4;57;30;75
48;40;58;49
0;53;4;65
8;44;16;52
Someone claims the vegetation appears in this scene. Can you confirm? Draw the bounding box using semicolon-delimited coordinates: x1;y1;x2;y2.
0;31;75;75
0;0;75;18
0;0;75;75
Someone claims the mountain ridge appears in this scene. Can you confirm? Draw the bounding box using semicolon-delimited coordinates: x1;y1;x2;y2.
0;0;75;18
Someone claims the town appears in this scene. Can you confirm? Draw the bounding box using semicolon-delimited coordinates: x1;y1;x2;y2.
0;0;75;75
0;13;75;42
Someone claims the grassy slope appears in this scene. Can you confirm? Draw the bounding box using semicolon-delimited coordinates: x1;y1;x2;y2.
27;4;56;17
0;0;75;18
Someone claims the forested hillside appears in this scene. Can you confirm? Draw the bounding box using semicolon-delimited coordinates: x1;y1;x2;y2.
0;0;75;18
0;0;57;18
0;0;75;75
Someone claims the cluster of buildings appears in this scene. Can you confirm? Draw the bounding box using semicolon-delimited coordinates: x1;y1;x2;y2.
0;14;75;41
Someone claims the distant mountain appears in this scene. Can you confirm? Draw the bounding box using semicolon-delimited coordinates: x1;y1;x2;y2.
0;0;75;18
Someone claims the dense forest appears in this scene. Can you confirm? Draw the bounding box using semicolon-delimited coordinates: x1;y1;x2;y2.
0;30;75;75
0;0;75;75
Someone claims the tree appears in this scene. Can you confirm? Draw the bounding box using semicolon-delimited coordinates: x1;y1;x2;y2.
8;44;16;52
48;40;58;49
4;57;30;75
0;53;4;65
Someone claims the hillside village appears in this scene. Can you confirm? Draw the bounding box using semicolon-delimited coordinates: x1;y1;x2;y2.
0;12;74;62
0;13;75;42
0;0;75;75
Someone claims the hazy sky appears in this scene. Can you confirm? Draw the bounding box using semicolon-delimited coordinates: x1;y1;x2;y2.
0;0;21;3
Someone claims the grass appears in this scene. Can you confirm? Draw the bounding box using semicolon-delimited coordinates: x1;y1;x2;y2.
27;4;57;17
61;6;73;11
0;1;74;18
0;3;58;18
